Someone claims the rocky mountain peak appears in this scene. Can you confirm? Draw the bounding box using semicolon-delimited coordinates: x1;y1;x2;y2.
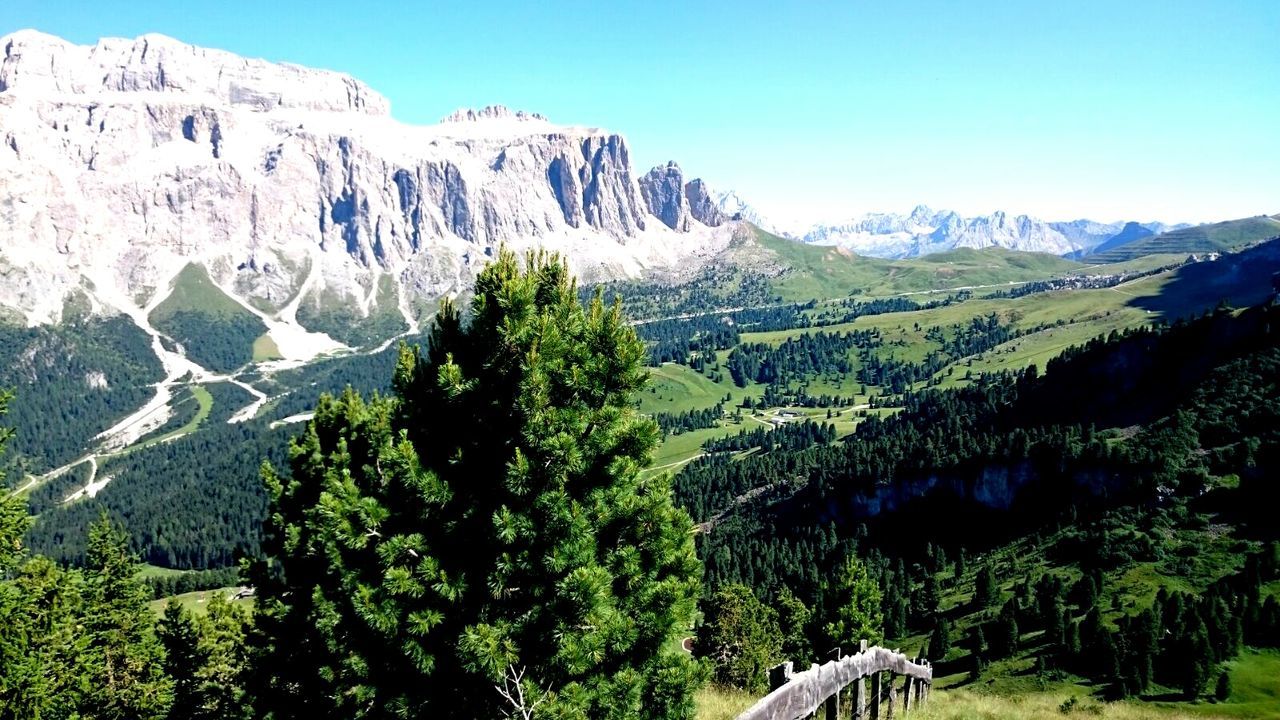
637;162;726;231
439;105;549;123
0;29;389;114
0;31;734;340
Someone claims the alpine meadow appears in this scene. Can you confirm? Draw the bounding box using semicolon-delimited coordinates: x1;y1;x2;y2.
1;4;1279;720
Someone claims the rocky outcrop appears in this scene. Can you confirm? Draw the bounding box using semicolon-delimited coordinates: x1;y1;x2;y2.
0;31;735;341
440;105;547;123
684;178;726;227
636;162;729;232
638;162;692;232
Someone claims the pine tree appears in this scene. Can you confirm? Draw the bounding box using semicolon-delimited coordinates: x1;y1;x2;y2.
250;251;701;720
975;564;999;609
991;600;1020;658
776;586;813;664
194;594;252;720
1215;670;1232;702
928;617;952;661
695;585;781;692
0;395;84;719
918;573;941;620
822;554;885;651
1129;608;1158;692
79;517;174;720
159;601;205;720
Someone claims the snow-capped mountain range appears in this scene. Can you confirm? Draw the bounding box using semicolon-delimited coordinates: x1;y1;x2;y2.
710;196;1185;259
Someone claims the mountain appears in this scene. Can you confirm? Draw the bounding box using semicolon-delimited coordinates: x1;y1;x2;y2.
1089;214;1280;263
795;208;1194;259
1088;221;1155;256
713;189;782;233
1049;218;1185;253
0;30;734;356
798;205;1083;258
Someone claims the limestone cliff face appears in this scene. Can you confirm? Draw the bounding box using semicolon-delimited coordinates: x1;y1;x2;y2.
637;162;727;232
639;162;692;232
0;30;731;343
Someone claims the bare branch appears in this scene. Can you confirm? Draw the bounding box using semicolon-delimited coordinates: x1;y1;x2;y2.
494;665;552;720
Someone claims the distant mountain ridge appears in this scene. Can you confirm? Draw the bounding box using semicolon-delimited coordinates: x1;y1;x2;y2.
796;206;1186;259
701;190;1191;259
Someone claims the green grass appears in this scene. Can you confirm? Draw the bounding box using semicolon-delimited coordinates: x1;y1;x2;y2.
641;363;738;415
149;263;268;372
1181;650;1280;719
147;587;252;616
150;263;254;321
749;227;1084;302
252;333;282;361
918;688;1230;720
133;385;213;450
695;685;757;720
137;564;186;580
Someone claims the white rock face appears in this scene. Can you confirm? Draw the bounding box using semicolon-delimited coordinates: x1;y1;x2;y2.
0;30;731;344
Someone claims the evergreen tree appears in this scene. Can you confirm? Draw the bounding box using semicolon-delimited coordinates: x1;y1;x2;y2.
250;251;701;720
917;573;941;620
990;600;1020;658
1128;608;1158;691
822;554;884;650
0;395;84;719
928;617;952;661
975;564;999;609
159;601;205;720
776;586;813;664
194;594;252;720
695;585;781;692
968;624;986;661
1215;670;1232;702
79;517;174;720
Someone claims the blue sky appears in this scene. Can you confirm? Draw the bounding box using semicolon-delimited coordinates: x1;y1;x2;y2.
3;0;1277;224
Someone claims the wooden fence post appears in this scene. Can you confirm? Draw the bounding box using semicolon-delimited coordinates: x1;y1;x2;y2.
853;639;868;720
902;675;912;712
826;689;839;720
869;672;881;720
769;661;793;692
885;673;896;719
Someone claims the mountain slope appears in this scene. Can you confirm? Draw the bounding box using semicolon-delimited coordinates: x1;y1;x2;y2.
1090;215;1280;263
1086;221;1155;256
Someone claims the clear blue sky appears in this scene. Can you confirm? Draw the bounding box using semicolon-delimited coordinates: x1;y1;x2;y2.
4;0;1278;224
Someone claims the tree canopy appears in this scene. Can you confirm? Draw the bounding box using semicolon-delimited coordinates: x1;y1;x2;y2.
250;250;702;720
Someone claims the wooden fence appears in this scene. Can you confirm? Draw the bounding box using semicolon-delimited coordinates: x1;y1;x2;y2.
735;640;932;720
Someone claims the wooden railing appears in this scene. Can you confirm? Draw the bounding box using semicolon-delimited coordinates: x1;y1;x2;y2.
736;640;932;720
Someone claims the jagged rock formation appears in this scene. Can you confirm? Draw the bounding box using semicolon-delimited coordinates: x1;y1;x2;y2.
0;30;732;357
638;162;729;232
683;178;726;227
440;105;547;123
639;162;692;231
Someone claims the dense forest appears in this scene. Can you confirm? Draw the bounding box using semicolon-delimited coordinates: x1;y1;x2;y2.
670;299;1280;701
685;303;1280;598
0;315;164;473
